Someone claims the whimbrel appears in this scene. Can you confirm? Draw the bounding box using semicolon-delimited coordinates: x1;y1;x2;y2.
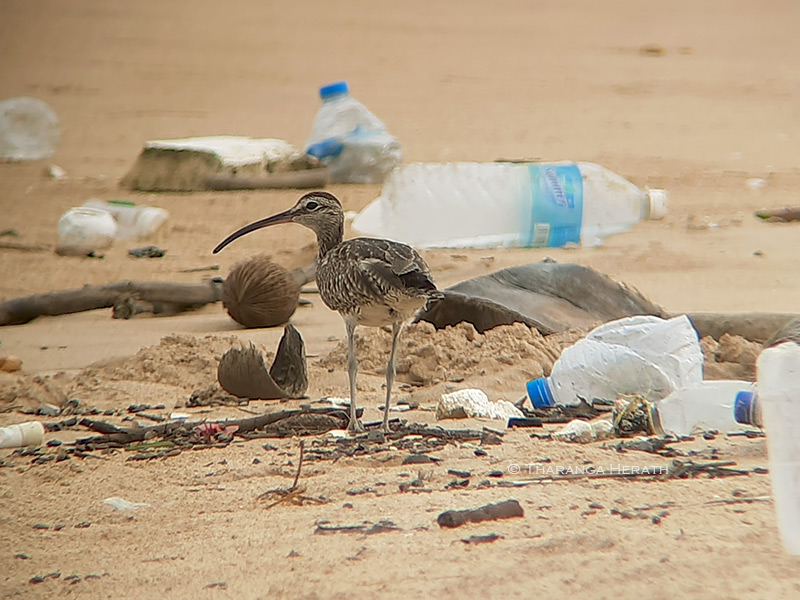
213;191;441;433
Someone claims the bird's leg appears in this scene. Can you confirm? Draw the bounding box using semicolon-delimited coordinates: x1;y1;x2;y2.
382;322;403;433
345;318;364;434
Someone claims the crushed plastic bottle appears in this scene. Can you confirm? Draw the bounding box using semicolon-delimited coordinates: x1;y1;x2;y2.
755;341;800;555
305;81;401;184
527;315;702;409
83;199;169;240
353;161;667;248
0;97;60;161
653;380;757;437
56;207;118;256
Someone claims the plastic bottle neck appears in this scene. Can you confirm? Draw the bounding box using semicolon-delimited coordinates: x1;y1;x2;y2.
322;92;349;102
527;377;555;408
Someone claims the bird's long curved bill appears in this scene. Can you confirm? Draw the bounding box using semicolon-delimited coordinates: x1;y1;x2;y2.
212;210;293;254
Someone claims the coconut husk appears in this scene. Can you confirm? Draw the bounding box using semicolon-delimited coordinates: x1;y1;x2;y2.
217;325;308;399
269;324;308;398
222;255;299;328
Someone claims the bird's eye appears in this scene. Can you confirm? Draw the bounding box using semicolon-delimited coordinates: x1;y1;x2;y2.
306;201;319;210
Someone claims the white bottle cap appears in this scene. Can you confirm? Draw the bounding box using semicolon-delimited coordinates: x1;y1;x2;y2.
647;189;668;220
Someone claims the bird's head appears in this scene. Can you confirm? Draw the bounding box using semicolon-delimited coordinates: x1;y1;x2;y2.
213;191;344;254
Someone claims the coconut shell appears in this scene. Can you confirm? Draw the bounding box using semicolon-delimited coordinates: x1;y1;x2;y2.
217;325;308;399
269;324;308;398
222;255;300;328
217;343;287;399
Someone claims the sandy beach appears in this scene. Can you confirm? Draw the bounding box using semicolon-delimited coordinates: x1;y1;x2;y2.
1;1;800;598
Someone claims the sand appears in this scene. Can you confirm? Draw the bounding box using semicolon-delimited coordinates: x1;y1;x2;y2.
2;0;800;598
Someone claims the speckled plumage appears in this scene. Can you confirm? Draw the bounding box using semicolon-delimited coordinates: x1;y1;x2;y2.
213;191;441;433
317;236;437;326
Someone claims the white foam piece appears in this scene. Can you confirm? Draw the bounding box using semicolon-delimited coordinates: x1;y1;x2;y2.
144;136;299;168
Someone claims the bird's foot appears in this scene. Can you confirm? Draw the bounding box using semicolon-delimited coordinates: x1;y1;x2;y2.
347;418;366;435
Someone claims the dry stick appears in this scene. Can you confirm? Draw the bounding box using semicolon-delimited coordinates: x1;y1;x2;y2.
437;499;524;528
259;440;314;509
77;408;338;446
0;280;223;326
0;240;51;253
291;440;305;491
179;265;220;273
705;495;772;506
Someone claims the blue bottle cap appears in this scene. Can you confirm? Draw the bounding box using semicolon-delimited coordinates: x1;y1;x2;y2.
527;377;555;409
734;390;756;424
319;81;349;99
306;137;345;159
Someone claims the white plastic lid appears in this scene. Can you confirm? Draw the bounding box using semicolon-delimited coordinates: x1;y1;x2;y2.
647;189;668;220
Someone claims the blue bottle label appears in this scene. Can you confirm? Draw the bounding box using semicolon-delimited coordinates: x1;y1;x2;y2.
523;164;583;247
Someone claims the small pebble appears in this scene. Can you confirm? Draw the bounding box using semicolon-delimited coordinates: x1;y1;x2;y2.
447;469;471;478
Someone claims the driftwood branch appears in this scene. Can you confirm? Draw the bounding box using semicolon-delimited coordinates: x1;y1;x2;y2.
76;407;353;446
0;240;51;253
437;499;524;528
0;280;223;326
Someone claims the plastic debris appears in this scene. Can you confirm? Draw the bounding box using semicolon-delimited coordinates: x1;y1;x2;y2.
103;497;151;511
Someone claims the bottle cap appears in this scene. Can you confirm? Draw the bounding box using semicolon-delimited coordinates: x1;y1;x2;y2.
734;390;757;425
527;377;555;409
647;189;668;220
306;137;345;159
319;81;349;100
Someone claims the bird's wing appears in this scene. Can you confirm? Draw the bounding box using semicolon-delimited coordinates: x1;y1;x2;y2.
349;238;437;295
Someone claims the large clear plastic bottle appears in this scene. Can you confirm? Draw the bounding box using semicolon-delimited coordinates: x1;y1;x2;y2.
305;81;401;184
755;342;800;556
653;380;757;437
352;161;667;248
83;199;169;240
527;315;703;409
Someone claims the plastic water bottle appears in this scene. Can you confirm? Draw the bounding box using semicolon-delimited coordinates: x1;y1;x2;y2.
0;421;44;449
653;380;757;437
0;97;60;161
83;199;169;240
352;161;667;249
305;81;402;184
527;315;702;409
755;342;800;555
